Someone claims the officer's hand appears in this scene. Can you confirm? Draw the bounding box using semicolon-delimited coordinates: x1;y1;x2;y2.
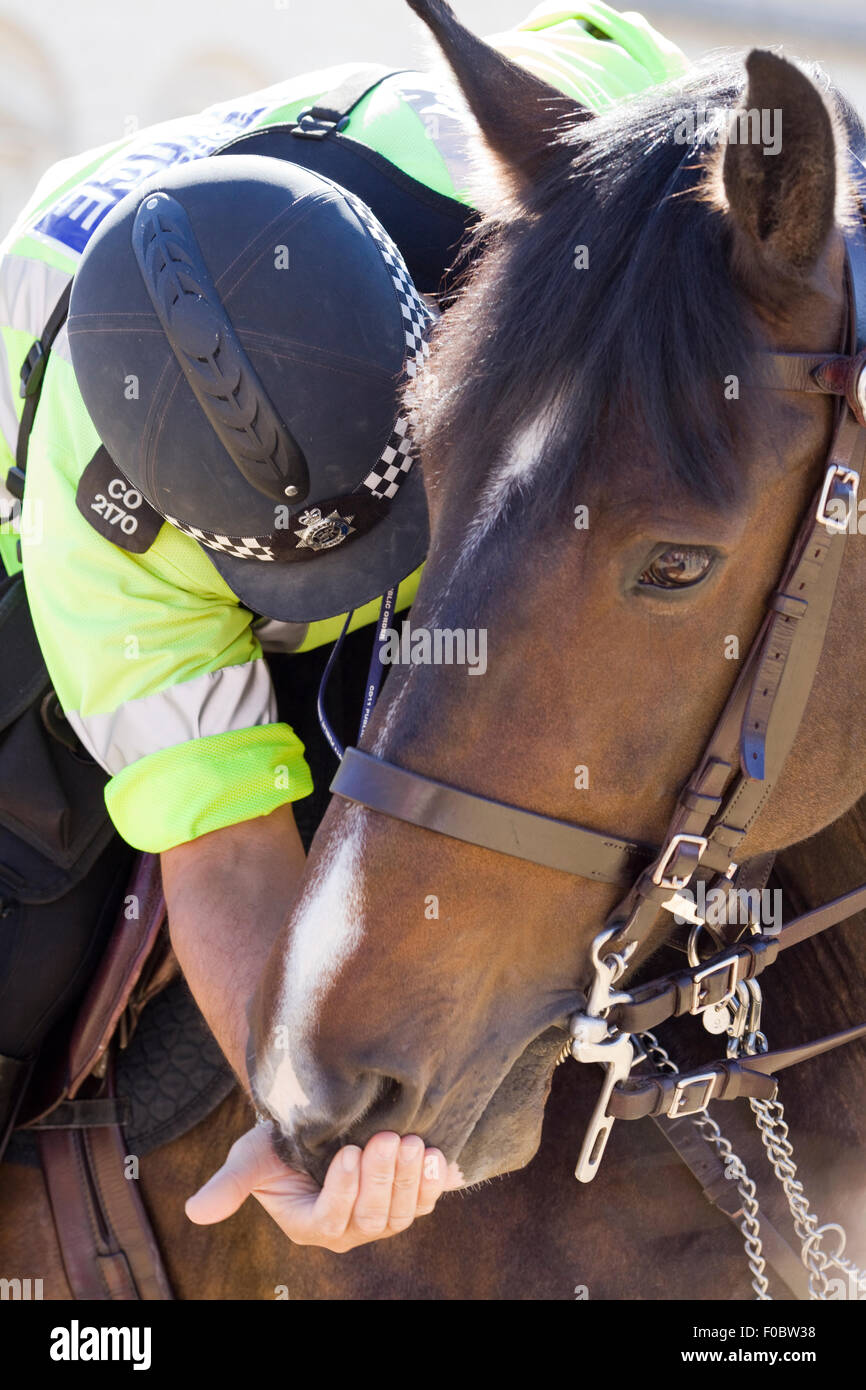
185;1123;460;1252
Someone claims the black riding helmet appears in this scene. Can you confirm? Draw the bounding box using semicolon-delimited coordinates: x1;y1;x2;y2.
67;154;431;622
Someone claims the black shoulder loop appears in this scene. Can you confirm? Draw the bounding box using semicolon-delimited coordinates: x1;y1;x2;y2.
8;279;73;500
292;65;407;140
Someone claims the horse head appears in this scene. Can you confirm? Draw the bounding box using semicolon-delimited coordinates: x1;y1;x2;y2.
250;1;866;1188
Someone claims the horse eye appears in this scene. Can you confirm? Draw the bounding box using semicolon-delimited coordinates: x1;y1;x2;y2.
639;546;714;590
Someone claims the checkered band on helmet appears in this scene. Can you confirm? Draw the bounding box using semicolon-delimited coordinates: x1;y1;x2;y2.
339;189;432;505
165;189;433;561
162;515;277;561
338;188;432;381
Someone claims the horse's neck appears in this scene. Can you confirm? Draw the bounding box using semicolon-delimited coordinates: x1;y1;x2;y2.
767;798;866;1144
774;793;866;1004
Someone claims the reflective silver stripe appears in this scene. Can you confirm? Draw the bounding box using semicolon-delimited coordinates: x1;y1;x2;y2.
50;319;72;367
0;329;19;479
252;618;310;652
65;659;278;775
384;73;478;201
0;253;73;361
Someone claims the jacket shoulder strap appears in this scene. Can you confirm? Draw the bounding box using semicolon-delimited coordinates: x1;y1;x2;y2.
292;64;409;139
8;278;73;499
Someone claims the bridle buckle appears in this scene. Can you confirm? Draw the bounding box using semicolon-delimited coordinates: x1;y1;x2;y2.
668;1071;717;1117
816;464;859;533
651;833;708;891
690;953;740;1015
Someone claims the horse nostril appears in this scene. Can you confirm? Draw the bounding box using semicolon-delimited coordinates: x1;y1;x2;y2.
360;1075;404;1128
313;1073;411;1156
331;1072;403;1137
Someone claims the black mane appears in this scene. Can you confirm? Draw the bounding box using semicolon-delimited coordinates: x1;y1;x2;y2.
416;53;864;521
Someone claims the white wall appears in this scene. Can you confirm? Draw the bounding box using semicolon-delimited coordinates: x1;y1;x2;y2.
1;0;864;237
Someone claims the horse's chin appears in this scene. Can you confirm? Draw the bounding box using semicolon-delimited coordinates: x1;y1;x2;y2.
449;1027;566;1185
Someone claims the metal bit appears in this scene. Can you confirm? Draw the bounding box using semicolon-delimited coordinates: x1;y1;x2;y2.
570;1014;635;1182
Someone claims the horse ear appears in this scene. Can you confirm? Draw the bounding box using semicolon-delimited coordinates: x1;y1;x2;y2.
722;50;838;305
405;0;590;196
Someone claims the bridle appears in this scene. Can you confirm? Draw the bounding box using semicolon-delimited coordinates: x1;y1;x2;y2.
320;148;866;1289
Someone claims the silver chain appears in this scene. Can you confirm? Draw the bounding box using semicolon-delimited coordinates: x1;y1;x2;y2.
736;1032;866;1300
571;926;864;1301
639;1008;866;1301
638;1030;772;1300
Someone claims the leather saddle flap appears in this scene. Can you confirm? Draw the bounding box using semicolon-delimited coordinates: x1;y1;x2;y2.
19;854;169;1123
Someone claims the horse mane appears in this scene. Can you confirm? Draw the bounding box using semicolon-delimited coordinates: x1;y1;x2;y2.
414;53;865;525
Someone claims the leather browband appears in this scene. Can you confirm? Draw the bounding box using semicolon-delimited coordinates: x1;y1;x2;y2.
331;746;655;885
760;346;866;427
758;351;845;395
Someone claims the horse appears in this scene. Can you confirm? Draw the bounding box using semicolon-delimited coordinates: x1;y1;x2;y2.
245;0;866;1299
2;0;866;1300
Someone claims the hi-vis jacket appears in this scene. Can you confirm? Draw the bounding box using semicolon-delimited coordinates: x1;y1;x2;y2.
0;4;688;853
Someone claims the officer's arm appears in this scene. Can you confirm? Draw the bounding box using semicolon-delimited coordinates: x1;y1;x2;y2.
163;810;460;1249
161;804;305;1085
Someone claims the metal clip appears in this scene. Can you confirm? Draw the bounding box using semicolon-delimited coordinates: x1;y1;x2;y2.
585;925;636;1019
725;979;764;1058
570;1014;635;1182
567;925;639;1181
701;974;765;1048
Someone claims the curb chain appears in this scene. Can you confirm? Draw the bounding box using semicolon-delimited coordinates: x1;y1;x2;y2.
638;1029;772;1300
743;1063;866;1300
639;1024;866;1301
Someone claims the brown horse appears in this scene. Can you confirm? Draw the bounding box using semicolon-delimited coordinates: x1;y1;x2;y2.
245;2;866;1295
3;0;866;1300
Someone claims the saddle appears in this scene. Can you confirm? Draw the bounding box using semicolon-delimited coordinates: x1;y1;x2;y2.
15;853;177;1300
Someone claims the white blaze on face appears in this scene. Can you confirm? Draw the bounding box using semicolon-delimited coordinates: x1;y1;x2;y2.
464;402;560;558
264;1052;311;1127
263;814;367;1128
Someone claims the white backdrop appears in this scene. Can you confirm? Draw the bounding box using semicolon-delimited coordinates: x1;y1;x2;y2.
1;0;865;237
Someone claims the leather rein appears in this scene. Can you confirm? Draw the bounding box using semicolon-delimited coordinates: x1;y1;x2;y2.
327;150;866;1183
